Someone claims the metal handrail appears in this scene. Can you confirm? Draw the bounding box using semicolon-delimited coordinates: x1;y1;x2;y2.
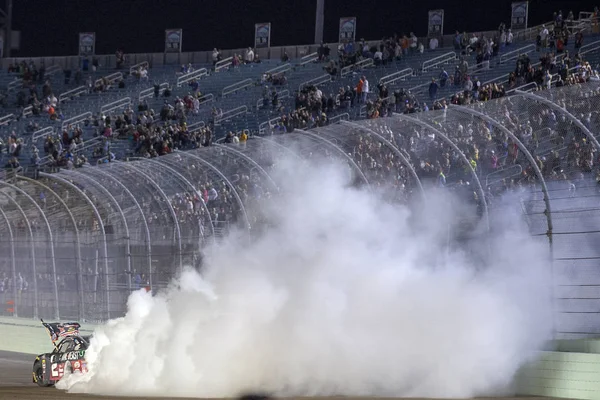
299;52;318;66
61;111;92;130
32;127;55;143
214;105;248;124
341;58;374;77
101;97;131;114
259;116;282;134
329;113;350;124
422;52;457;72
7;78;21;93
409;81;433;95
198;93;215;106
22;106;33;118
485;164;523;187
44;65;62;77
59;86;88;103
580;40;600;56
95;72;123;86
0;113;15;126
222;78;254;97
299;74;332;90
512;21;554;42
187;121;206;133
265;63;292;76
506;81;538;94
215;57;233;72
176;68;208;87
129;61;149;74
499;44;535;64
379;68;413;86
139;82;169;101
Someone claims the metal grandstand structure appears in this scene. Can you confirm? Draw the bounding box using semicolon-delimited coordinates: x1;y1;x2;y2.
0;82;600;339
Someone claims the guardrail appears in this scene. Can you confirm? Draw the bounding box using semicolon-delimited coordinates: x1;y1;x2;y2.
72;135;106;156
499;44;535;64
299;52;318;66
506;81;538;94
198;93;215;106
379;68;413;86
129;61;149;74
45;64;62;77
329;113;350;124
32;127;55;143
485;164;523;187
176;68;208;87
139;82;168;101
359;104;367;118
580;39;600;56
512;21;554;42
222;78;254;97
257;89;290;108
95;72;123;86
214;105;248;124
422;52;457;72
61;111;92;130
299;74;333;90
22;106;33;118
7;78;21;93
187;121;206;133
0;113;15;126
59;86;88;103
101;97;131;114
215;57;233;72
341;58;374;77
408;81;432;95
258;116;282;134
266;63;292;76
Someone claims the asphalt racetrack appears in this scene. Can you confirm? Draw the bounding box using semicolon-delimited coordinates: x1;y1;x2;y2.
0;351;551;400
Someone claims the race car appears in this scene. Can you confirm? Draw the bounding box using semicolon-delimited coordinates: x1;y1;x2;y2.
32;320;90;386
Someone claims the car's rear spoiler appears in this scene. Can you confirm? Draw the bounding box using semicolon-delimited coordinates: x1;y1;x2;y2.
40;319;82;347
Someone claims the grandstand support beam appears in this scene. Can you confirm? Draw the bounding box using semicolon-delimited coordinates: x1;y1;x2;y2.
143;156;217;250
81;166;154;291
18;175;85;320
299;129;372;189
61;169;132;294
214;144;280;193
340;120;426;199
515;90;600;151
0;206;17;317
121;162;185;272
179;151;252;235
39;172;111;320
0;180;59;319
314;0;324;44
449;105;554;237
394;114;491;232
0;191;38;318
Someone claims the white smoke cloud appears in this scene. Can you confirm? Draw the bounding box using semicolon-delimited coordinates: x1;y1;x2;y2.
58;156;553;398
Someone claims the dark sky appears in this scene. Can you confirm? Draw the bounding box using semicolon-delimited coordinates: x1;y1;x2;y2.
12;0;599;57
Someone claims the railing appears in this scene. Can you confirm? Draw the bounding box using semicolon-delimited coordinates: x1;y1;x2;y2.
359;104;367;118
101;97;131;114
485;164;523;187
379;68;413;86
139;82;168;101
265;63;292;76
222;78;254;97
580;40;600;56
214;105;248;124
72;135;106;156
198;93;215;106
512;21;554;42
215;57;233;72
187;121;206;133
95;72;123;87
499;44;535;64
258;116;282;134
176;68;208;87
61;111;92;130
506;81;538;94
329;113;350;124
7;78;21;92
59;86;88;103
409;81;433;95
422;52;457;72
0;113;15;126
299;52;318;66
45;64;62;77
257;89;290;108
299;74;333;90
341;58;374;77
32;127;55;143
22;106;33;118
129;61;149;74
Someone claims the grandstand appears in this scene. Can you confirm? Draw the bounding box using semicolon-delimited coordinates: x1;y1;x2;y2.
0;9;600;338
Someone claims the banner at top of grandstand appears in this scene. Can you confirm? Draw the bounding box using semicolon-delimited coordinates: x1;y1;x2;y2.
165;29;183;53
339;17;356;42
428;10;444;37
78;32;95;57
511;1;529;30
255;23;271;48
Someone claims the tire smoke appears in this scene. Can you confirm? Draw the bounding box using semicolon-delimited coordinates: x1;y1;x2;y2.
58;156;553;398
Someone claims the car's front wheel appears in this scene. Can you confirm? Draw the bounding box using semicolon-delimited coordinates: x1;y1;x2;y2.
33;361;52;387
